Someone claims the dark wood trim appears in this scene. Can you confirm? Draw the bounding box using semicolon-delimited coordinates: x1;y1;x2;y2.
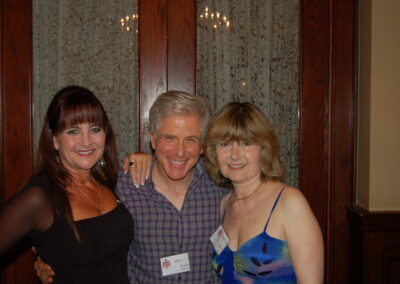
348;206;400;231
1;0;34;197
347;206;400;284
329;0;358;283
0;0;4;208
299;0;331;234
0;0;38;283
300;0;357;283
299;0;332;278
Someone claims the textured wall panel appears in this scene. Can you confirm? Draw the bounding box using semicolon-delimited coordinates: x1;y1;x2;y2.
197;0;299;186
33;0;138;160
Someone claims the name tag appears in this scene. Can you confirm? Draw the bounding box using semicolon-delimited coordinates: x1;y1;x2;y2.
210;225;230;255
160;253;191;276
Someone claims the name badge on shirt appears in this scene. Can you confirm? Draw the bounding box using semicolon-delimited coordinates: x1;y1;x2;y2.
210;225;230;255
160;253;191;276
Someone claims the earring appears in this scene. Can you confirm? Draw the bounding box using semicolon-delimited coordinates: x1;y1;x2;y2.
55;153;61;165
97;156;106;167
55;151;65;176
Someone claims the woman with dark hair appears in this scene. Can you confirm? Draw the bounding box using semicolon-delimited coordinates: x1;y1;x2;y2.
0;86;133;283
204;102;324;284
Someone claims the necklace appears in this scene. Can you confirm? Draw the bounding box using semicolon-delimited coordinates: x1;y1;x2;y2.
74;178;104;215
230;182;263;202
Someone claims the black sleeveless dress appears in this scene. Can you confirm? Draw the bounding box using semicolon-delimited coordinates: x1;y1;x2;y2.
0;173;133;283
31;202;133;283
25;175;134;284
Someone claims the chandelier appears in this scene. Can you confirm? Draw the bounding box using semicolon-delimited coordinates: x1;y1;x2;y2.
120;13;138;33
199;6;230;30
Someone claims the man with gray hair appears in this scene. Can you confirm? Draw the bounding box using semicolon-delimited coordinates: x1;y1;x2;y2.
117;90;229;283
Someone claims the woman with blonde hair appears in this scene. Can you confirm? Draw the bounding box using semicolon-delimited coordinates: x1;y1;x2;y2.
204;102;324;284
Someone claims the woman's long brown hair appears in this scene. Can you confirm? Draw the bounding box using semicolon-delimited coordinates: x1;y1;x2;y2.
34;86;118;241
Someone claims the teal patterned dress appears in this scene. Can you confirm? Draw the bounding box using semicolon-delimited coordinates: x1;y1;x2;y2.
210;189;296;283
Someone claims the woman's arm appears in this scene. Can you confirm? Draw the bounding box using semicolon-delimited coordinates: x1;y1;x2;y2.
122;152;152;187
0;186;53;255
281;188;324;284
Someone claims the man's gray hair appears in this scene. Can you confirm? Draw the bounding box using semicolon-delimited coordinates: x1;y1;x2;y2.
148;90;211;140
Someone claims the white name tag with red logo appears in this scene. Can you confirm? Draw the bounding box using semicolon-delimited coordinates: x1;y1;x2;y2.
160;253;190;276
210;225;230;255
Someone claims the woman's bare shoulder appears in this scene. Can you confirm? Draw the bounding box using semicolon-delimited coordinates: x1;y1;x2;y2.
278;186;313;215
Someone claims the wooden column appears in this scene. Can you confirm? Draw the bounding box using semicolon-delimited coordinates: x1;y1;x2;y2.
0;0;38;283
300;0;357;283
138;0;196;151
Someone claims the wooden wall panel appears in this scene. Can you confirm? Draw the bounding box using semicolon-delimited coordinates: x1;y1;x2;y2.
300;0;332;281
0;0;3;209
384;253;400;284
348;206;400;284
329;0;357;282
138;0;196;151
167;0;196;94
300;0;357;283
138;0;168;150
0;0;38;283
300;0;330;238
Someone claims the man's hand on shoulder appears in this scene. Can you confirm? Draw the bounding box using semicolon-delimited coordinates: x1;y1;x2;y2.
33;247;55;284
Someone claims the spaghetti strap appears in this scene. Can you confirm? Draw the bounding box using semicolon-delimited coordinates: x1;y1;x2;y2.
264;187;285;232
221;194;230;222
222;208;227;222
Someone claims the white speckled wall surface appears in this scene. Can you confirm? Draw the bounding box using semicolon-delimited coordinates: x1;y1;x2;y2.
197;0;299;186
33;0;138;161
